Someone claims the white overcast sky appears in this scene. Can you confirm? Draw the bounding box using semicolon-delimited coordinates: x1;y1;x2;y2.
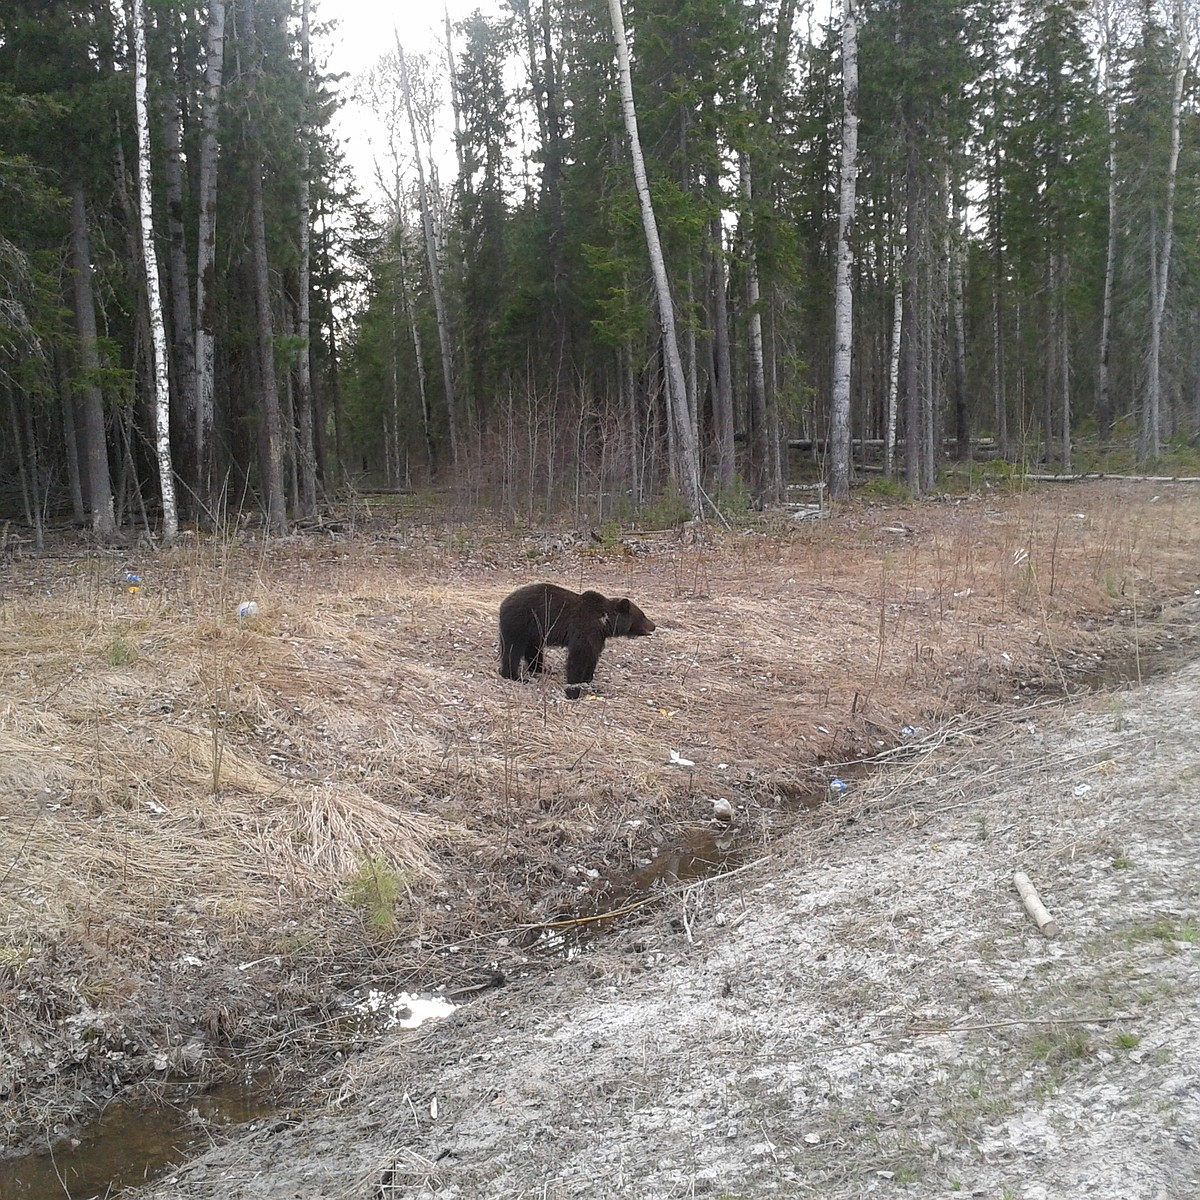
322;0;505;203
323;0;502;78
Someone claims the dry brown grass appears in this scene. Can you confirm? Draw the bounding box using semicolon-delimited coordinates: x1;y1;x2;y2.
1;480;1199;1140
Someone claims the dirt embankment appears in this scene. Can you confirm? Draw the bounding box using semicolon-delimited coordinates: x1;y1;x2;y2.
139;623;1200;1200
2;481;1200;1195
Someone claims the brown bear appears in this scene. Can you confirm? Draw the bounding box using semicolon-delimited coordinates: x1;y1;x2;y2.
498;582;655;699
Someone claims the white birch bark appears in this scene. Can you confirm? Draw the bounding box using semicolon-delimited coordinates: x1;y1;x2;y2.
295;0;317;518
1096;0;1118;441
398;41;459;467
1060;261;1072;471
709;215;735;493
194;0;225;520
950;185;969;459
244;0;286;533
443;10;467;187
902;150;922;494
1141;0;1187;462
740;152;770;502
398;229;435;469
830;0;858;502
920;257;935;490
607;0;702;517
990;151;1008;460
133;0;178;543
885;240;902;479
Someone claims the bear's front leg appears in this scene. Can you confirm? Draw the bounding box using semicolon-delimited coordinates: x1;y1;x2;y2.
564;643;600;700
500;642;526;680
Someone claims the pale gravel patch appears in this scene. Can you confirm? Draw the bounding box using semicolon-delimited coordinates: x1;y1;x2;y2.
136;652;1200;1200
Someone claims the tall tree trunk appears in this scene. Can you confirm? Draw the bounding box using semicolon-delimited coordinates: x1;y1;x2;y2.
398;230;435;471
740;153;770;504
69;183;117;539
902;149;922;496
607;0;702;516
162;35;196;512
249;162;286;532
920;252;935;491
1193;312;1200;442
317;195;342;480
520;0;571;410
194;0;225;523
1059;265;1071;471
950;183;969;461
990;146;1009;461
884;238;903;480
739;0;796;505
133;0;179;543
19;373;46;549
54;347;86;523
6;374;41;546
767;301;784;499
443;9;467;184
829;0;859;502
708;215;735;493
1043;256;1057;460
1097;0;1118;444
398;42;459;467
245;0;286;533
621;335;642;503
294;0;317;518
1141;0;1187;463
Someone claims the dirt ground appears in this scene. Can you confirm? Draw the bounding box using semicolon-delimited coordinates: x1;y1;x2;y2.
141;623;1200;1200
3;480;1200;1197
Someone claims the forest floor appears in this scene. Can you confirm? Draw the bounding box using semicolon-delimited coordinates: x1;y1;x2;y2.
2;479;1200;1198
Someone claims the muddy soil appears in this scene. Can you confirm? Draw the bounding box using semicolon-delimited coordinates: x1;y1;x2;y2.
132;623;1200;1199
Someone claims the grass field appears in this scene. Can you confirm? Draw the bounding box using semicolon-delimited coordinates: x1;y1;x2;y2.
3;479;1200;1158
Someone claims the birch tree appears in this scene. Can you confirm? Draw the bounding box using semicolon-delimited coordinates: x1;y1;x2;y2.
295;0;317;518
1096;0;1119;442
606;0;702;517
949;184;969;460
133;0;178;543
1141;0;1188;462
830;0;859;502
708;214;736;494
740;151;771;504
244;0;286;533
194;0;225;522
884;243;903;479
398;41;459;467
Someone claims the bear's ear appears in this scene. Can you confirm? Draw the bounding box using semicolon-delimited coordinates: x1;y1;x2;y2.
617;598;631;613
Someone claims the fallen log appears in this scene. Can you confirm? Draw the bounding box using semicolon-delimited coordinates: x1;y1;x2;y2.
1014;871;1059;938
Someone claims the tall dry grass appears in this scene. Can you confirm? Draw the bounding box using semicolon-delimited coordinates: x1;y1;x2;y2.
1;481;1198;1133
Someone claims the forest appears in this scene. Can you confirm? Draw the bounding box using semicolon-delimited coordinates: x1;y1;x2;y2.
0;0;1196;542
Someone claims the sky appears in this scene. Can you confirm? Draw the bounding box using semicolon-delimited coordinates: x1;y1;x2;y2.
321;0;505;203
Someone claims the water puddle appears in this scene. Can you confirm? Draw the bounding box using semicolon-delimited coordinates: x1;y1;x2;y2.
629;827;739;891
0;1077;277;1200
0;989;467;1200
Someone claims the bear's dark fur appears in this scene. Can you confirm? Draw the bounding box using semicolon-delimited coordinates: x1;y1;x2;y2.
498;582;655;699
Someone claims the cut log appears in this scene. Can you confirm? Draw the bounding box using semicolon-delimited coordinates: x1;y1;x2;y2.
1014;871;1059;938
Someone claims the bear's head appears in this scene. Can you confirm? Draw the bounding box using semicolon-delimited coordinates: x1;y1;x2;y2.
610;597;655;638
